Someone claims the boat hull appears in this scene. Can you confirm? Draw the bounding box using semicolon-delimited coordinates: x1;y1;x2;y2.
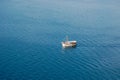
61;41;77;48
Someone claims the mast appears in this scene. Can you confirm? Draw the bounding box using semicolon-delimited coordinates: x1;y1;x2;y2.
66;35;68;42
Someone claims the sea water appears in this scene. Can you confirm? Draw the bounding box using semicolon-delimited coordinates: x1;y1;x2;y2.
0;0;120;80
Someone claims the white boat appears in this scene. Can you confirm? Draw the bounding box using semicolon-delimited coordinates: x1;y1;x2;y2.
61;36;77;48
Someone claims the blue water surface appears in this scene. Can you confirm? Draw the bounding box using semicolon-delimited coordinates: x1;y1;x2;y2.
0;0;120;80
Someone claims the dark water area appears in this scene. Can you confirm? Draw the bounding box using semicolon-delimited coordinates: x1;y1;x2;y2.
0;0;120;80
